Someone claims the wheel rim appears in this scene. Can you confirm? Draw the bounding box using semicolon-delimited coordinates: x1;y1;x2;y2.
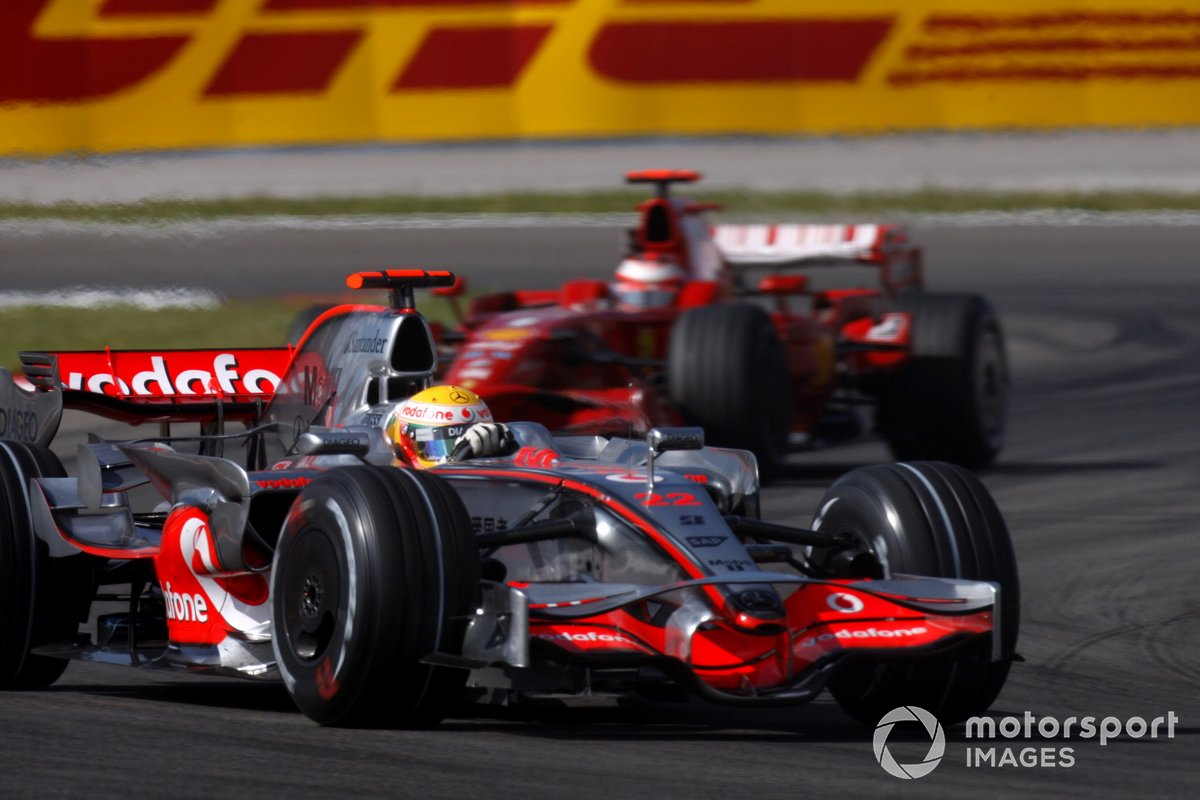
281;527;342;663
973;326;1007;443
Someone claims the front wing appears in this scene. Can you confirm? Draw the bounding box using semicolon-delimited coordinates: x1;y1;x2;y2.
456;572;998;704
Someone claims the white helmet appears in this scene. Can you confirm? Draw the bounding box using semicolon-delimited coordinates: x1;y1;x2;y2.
613;255;685;307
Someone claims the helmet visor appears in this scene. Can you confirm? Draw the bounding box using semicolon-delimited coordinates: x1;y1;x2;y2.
406;423;468;465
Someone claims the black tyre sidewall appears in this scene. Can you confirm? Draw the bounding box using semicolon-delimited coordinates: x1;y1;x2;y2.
667;303;790;475
879;293;1008;468
815;461;1019;724
0;441;90;690
272;466;478;727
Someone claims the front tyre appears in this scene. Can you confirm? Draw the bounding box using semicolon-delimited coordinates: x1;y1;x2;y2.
272;466;480;727
816;461;1019;725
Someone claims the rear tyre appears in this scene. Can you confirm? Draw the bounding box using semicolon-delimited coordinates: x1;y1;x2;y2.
667;304;790;478
876;293;1007;468
0;442;92;689
816;461;1019;725
272;466;480;727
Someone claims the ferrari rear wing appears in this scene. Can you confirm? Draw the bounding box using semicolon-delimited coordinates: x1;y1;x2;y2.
713;223;923;295
20;348;292;425
714;223;917;266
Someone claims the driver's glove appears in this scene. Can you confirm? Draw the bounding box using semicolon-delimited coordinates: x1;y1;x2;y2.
449;422;515;461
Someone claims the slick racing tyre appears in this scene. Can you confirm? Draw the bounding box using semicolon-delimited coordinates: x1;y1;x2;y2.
0;441;92;690
272;466;480;727
815;461;1019;725
876;293;1007;469
668;303;790;478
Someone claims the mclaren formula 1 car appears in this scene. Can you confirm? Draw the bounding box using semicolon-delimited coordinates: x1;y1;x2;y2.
414;169;1008;475
2;271;1018;727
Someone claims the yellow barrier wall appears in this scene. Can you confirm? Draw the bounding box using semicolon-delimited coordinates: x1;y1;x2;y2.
3;0;1200;155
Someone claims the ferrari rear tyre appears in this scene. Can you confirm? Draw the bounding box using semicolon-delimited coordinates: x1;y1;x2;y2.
668;304;790;478
0;441;92;690
272;466;480;727
876;293;1007;468
815;461;1019;725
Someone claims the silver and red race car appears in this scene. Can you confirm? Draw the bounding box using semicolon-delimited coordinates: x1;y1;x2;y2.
2;271;1018;727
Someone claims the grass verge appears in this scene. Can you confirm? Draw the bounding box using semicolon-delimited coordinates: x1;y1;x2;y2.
4;188;1200;222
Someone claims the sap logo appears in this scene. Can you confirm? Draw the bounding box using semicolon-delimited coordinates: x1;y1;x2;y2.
686;536;726;548
163;581;209;623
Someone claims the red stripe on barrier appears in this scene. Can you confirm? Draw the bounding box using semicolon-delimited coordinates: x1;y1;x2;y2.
0;0;188;102
264;0;565;8
925;12;1200;32
907;36;1200;59
99;0;217;14
395;25;553;89
204;31;362;95
589;19;893;83
619;0;752;4
889;64;1200;86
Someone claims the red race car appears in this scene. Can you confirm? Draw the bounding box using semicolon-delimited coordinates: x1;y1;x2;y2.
431;170;1007;475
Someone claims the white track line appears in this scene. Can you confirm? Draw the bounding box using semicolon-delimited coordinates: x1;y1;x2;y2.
0;287;221;310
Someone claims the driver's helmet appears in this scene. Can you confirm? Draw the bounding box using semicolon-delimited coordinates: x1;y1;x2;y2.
613;254;685;308
384;385;493;468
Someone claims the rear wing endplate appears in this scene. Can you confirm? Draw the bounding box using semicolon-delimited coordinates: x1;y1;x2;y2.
0;367;62;446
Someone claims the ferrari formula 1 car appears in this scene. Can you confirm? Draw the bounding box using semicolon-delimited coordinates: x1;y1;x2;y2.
420;169;1008;475
2;270;1018;727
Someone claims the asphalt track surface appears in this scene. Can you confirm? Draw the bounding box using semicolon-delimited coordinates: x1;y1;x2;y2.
1;221;1198;799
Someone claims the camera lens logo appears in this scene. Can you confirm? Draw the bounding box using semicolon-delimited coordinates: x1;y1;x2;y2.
874;706;946;779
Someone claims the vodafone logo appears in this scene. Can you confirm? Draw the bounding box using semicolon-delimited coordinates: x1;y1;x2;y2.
163;581;209;623
827;592;865;613
798;626;929;648
61;352;281;398
535;631;633;645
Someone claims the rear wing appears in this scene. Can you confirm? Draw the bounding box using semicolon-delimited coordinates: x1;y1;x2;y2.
712;223;923;294
20;348;292;425
712;223;911;267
